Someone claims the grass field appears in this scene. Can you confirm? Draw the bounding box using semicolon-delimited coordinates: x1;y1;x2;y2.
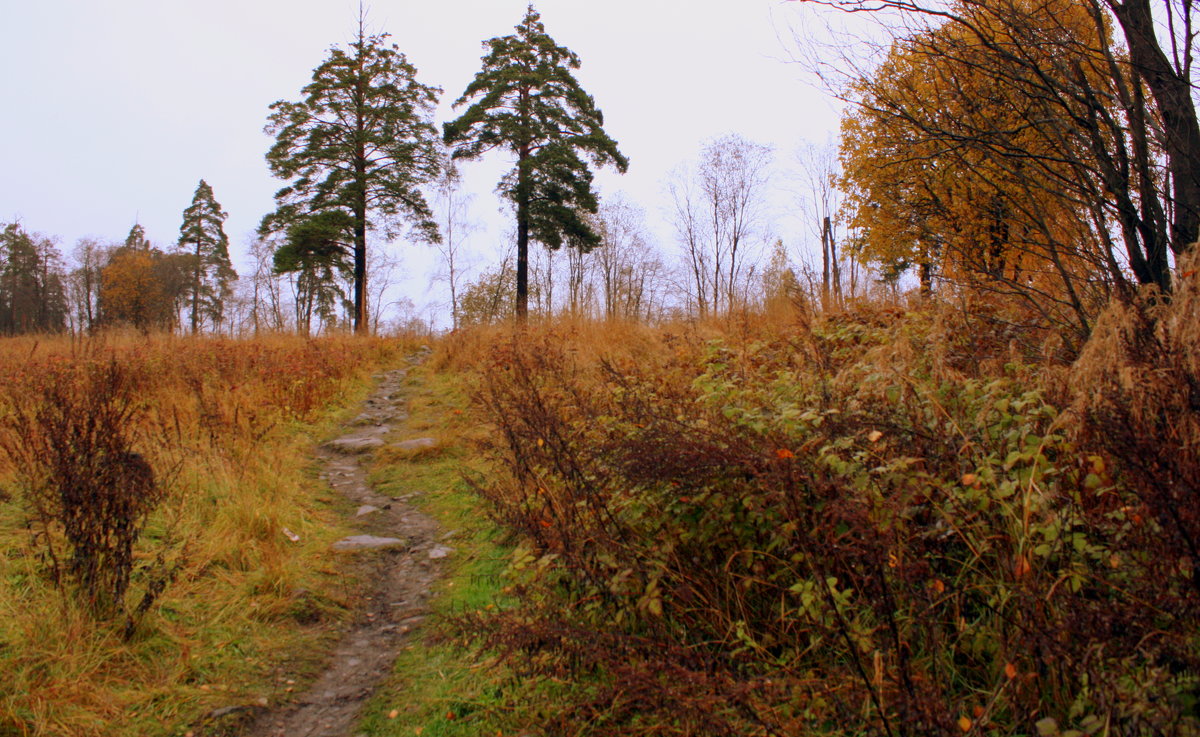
5;288;1200;737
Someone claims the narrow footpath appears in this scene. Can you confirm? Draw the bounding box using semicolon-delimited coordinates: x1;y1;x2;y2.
244;349;452;737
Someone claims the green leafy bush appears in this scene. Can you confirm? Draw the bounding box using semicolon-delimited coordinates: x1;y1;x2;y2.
461;309;1200;736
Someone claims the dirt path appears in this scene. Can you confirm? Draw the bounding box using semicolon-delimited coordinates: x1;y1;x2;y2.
243;350;450;737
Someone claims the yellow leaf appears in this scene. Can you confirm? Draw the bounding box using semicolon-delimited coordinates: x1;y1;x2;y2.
961;473;979;487
536;437;544;447
958;716;973;732
931;578;945;594
415;727;424;735
388;709;399;719
867;430;883;442
1005;662;1018;679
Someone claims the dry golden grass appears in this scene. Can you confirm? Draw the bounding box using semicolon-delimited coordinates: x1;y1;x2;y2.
0;331;419;736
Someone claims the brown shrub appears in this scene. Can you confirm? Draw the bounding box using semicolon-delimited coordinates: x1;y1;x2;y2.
0;358;170;621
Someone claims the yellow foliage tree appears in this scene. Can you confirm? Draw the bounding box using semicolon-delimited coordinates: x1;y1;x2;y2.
99;228;186;333
837;0;1139;340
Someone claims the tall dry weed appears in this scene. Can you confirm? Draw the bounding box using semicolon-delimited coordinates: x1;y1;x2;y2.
0;357;173;622
1069;255;1200;596
0;333;405;736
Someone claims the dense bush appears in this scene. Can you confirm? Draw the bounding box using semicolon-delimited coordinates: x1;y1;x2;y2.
457;303;1200;736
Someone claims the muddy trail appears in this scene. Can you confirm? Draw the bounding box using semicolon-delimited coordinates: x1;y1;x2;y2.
242;348;453;737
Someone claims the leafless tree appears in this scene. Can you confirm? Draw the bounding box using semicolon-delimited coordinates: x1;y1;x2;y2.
561;241;591;316
795;141;850;308
366;245;404;334
590;194;667;321
246;236;288;334
529;244;554;317
669;134;773;317
67;238;108;334
431;156;478;329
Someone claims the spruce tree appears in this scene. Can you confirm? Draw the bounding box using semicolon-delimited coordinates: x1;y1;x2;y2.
444;4;628;321
178;179;236;333
262;17;441;334
0;224;68;335
124;223;150;251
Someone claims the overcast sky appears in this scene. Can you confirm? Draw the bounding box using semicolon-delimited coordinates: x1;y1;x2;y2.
1;0;845;324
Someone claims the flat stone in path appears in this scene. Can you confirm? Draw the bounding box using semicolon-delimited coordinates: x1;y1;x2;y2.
427;545;454;560
355;505;381;517
351;414;390;427
326;437;385;454
331;535;405;552
393;437;437;451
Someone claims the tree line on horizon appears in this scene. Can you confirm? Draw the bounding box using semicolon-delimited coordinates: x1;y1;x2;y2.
4;0;1196;342
0;181;235;337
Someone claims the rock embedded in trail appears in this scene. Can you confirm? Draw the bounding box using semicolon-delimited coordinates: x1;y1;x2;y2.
393;437;437;451
427;545;453;560
331;535;405;552
326;437;385;454
351;413;389;427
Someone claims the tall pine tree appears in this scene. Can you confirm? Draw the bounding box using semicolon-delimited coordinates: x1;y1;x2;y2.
262;16;441;334
444;4;628;321
178;179;236;334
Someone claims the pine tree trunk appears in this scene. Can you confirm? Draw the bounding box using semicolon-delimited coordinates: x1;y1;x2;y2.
192;240;201;335
516;194;529;323
354;205;367;335
515;150;530;323
353;34;369;335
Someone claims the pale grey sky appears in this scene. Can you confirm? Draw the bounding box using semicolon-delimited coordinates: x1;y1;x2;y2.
0;0;843;321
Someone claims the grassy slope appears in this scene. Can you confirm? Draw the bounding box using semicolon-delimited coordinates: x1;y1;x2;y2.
0;335;408;737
